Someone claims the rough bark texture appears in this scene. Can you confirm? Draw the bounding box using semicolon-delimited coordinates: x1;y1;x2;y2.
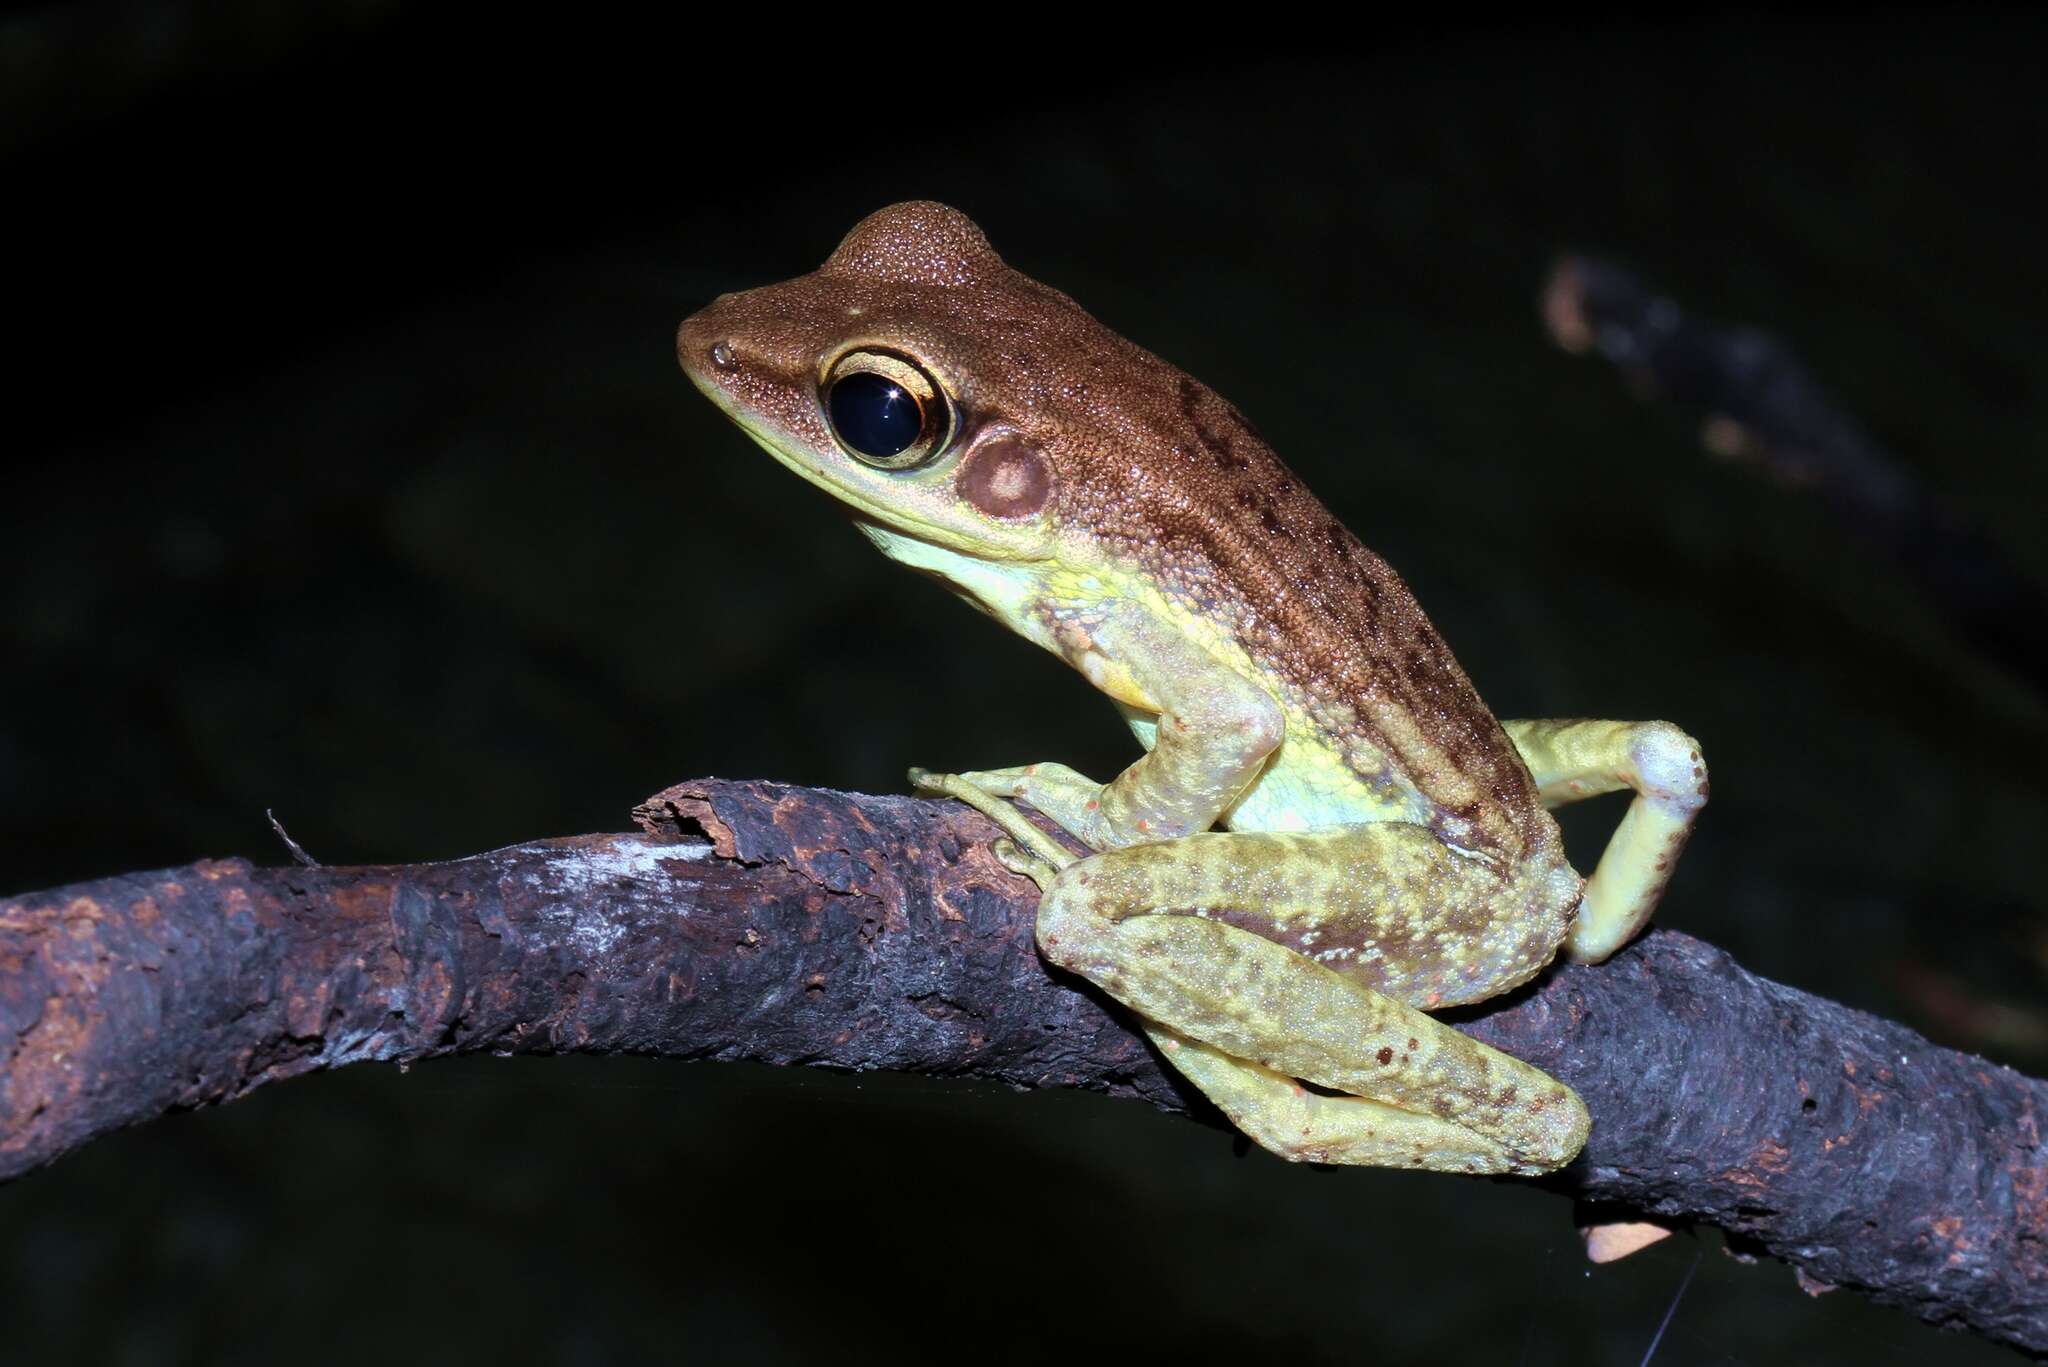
2;779;2042;1354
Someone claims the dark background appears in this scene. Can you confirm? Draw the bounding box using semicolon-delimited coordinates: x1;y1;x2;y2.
4;5;2043;1363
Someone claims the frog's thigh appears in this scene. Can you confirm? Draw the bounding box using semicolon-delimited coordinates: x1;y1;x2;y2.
1036;831;1590;1175
1502;719;1708;962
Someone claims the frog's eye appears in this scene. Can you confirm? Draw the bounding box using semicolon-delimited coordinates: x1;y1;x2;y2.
821;349;955;469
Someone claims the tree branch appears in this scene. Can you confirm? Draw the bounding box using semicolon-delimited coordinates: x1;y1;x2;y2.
2;779;2042;1353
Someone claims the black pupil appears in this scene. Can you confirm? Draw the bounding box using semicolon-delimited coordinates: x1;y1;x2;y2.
829;371;925;460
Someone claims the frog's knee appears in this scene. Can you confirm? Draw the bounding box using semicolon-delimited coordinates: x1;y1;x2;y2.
1512;1086;1593;1174
1632;722;1708;811
1032;875;1111;973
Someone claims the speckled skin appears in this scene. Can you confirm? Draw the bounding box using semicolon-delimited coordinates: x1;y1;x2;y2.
677;203;1707;1174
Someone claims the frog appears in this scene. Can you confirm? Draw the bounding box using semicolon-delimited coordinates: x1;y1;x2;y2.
675;202;1707;1176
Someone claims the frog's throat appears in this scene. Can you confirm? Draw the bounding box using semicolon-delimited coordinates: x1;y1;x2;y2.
851;514;1069;639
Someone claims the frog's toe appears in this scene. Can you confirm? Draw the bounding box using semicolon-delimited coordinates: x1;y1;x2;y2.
911;765;1028;805
909;766;1007;810
990;837;1062;891
955;766;1033;797
908;765;1078;872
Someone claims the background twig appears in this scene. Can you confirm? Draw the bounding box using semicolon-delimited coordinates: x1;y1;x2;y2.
1544;254;2048;692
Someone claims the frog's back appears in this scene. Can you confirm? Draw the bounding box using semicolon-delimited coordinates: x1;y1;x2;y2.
1075;361;1556;862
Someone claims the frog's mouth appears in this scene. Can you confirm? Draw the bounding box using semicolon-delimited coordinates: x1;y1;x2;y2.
731;416;980;553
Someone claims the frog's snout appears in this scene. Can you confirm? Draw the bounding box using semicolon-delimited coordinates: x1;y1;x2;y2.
675;303;744;389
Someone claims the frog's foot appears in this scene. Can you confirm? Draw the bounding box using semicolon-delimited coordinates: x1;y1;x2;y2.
1145;1025;1564;1175
907;766;1079;878
1501;719;1708;962
957;762;1114;848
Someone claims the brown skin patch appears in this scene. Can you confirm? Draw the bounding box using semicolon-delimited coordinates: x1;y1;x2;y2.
956;434;1052;519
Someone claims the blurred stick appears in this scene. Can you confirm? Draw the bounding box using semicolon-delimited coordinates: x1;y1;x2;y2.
1543;256;2048;691
2;779;2043;1354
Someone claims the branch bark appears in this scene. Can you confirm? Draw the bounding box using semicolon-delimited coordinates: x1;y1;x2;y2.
2;779;2042;1354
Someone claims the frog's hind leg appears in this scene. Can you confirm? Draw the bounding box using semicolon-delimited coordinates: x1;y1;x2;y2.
1035;828;1591;1175
1145;1026;1552;1173
1502;719;1708;962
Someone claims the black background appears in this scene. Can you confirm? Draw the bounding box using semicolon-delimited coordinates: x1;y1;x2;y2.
4;6;2043;1363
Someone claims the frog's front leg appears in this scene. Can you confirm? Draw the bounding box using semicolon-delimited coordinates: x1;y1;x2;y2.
914;602;1283;854
1036;828;1591;1174
1502;718;1708;962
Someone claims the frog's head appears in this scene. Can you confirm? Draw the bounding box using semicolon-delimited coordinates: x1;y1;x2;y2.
677;201;1188;572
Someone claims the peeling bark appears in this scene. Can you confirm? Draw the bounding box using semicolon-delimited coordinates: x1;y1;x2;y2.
1;779;2042;1354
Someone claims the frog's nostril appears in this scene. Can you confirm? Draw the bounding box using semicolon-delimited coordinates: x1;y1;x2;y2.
709;340;739;372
